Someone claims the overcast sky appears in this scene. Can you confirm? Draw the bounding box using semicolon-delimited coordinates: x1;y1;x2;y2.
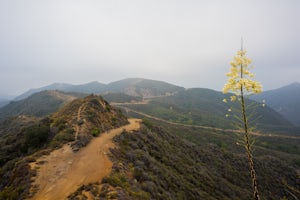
1;0;300;96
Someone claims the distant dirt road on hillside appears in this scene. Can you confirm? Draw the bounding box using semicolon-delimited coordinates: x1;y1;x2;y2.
120;106;300;140
29;118;141;200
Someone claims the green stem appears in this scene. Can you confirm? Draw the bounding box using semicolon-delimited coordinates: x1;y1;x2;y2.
240;64;260;200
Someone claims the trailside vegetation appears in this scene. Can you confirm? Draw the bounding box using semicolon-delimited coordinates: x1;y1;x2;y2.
70;121;299;199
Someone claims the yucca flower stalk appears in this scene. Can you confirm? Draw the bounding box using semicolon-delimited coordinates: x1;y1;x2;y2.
223;43;262;200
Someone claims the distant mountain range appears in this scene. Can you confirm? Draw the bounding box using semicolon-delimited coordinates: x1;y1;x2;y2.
251;82;300;126
14;81;106;101
1;78;299;128
0;99;9;108
14;78;184;101
0;78;184;121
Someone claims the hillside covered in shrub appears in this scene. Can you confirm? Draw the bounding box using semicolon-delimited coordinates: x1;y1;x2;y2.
70;121;300;199
0;95;128;199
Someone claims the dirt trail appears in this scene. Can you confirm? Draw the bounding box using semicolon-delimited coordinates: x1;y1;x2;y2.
29;118;141;200
75;103;86;140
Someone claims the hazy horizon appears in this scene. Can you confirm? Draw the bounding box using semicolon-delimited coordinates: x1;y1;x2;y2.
1;0;300;96
1;77;299;99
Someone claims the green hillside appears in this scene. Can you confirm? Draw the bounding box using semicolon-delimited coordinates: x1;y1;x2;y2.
14;78;185;100
251;82;300;126
0;90;85;121
123;88;292;131
14;82;106;100
70;120;300;199
0;95;128;199
105;78;185;97
102;92;143;103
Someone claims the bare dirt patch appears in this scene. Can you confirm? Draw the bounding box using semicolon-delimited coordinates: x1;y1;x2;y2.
29;118;141;200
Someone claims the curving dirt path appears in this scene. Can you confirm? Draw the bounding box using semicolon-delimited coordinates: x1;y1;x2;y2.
29;118;141;200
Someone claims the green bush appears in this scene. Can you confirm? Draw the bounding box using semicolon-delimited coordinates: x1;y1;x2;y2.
24;125;49;152
0;186;19;200
104;173;129;188
52;117;67;131
142;119;153;129
50;128;75;148
131;191;150;200
91;128;100;137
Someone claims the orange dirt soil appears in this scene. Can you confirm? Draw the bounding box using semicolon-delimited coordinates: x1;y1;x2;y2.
29;118;141;200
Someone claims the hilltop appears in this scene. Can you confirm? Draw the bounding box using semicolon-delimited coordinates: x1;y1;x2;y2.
0;95;128;199
0;90;85;121
14;82;106;101
0;78;184;123
29;119;140;200
14;78;184;100
51;95;128;150
104;78;184;97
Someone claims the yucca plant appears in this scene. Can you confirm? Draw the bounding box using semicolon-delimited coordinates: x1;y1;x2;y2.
223;42;262;200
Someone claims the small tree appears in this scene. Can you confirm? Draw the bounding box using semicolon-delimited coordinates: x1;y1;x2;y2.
223;43;262;200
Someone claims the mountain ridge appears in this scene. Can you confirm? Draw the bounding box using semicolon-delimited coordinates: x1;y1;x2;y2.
12;79;299;100
14;78;184;100
1;79;296;133
0;94;129;199
0;90;86;121
14;81;106;101
251;82;300;126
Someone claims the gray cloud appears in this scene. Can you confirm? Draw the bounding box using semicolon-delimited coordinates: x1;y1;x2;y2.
0;0;299;95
